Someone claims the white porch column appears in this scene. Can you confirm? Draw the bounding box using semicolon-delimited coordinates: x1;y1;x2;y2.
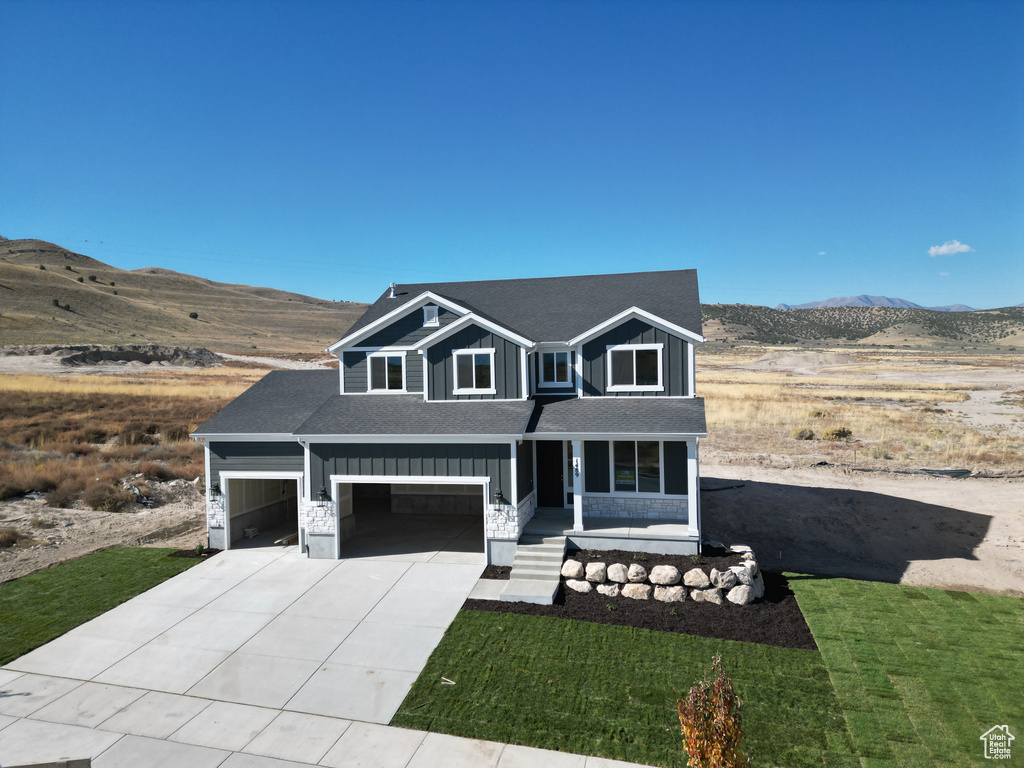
572;439;583;532
687;439;700;540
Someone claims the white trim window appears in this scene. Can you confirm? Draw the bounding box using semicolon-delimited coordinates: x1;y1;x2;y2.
606;343;663;392
423;305;439;327
539;350;572;388
612;440;662;494
368;352;405;392
453;348;496;395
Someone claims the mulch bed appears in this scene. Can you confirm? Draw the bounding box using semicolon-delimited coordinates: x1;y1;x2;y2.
481;564;512;580
168;548;222;559
468;547;817;650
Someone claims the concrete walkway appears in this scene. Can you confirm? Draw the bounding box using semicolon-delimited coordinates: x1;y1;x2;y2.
0;523;654;767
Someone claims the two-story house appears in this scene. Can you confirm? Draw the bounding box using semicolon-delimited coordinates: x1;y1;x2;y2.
192;269;707;568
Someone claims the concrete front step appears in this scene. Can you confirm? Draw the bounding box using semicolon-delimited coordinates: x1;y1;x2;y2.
499;577;561;604
500;534;567;605
513;552;563;565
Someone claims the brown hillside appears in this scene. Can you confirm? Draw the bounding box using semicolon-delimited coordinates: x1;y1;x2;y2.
0;238;368;354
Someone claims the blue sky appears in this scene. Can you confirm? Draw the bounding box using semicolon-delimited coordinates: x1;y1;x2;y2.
2;0;1021;308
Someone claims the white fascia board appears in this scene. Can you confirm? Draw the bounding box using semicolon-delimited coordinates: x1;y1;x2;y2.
190;432;298;441
567;306;705;346
328;291;472;352
296;433;525;444
524;431;707;440
411;312;535;351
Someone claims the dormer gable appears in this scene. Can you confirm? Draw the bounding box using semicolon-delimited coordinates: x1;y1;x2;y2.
328;291;471;352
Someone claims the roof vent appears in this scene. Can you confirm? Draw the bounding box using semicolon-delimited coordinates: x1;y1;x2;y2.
388;282;397;298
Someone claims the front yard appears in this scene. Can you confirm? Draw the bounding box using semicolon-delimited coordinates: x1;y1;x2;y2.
0;546;200;665
393;576;1023;767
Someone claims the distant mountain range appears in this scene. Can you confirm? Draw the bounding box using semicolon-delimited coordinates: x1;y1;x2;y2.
774;295;980;312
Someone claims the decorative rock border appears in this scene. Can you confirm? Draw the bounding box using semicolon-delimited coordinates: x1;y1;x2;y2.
560;544;765;606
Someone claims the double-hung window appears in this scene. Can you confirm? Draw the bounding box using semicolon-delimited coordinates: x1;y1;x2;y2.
613;441;662;493
368;352;404;391
607;343;663;392
453;348;495;395
539;350;571;387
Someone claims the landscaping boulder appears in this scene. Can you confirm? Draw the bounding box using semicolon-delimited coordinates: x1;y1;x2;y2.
752;571;766;599
730;543;754;554
741;555;759;576
649;565;681;586
654;585;686;603
627;563;648;583
683;568;710;588
727;585;754;605
585;562;607;583
565;579;593;594
621;583;652;600
729;564;755;587
691;587;724;605
597;583;620;597
606;563;629;583
561;559;584;579
710;567;738;590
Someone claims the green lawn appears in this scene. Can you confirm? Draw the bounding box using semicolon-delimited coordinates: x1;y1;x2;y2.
392;577;1023;768
791;576;1023;768
0;546;199;665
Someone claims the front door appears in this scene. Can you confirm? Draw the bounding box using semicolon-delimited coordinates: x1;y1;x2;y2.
536;440;564;508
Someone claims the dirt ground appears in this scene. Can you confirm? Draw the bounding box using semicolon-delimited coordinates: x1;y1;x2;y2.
701;462;1023;597
0;483;206;584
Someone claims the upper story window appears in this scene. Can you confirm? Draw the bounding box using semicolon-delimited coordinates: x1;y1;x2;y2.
453;348;495;395
539;350;571;388
607;343;663;392
423;305;439;327
368;352;404;391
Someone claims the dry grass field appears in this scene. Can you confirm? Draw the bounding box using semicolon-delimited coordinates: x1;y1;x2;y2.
698;347;1024;474
0;368;266;510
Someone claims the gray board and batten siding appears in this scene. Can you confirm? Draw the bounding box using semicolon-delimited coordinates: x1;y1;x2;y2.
581;318;690;397
310;442;513;499
361;305;459;347
210;441;304;476
343;350;423;393
426;323;524;400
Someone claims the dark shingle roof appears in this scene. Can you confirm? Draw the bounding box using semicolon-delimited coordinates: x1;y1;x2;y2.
343;269;702;344
296;395;535;436
526;395;706;436
192;370;337;436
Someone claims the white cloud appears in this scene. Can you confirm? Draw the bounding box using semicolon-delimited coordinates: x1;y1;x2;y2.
818;251;826;256
939;272;949;276
928;240;973;257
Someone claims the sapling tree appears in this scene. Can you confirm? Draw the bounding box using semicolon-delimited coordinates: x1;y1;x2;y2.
677;653;750;768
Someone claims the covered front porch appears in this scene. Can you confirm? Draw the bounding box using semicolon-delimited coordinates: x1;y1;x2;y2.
524;506;699;555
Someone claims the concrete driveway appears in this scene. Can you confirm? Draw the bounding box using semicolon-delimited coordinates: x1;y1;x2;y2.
0;517;651;767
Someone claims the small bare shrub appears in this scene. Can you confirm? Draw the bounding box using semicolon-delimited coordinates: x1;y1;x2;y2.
807;410;831;419
790;428;814;440
138;461;175;481
30;517;57;529
46;478;87;508
822;426;853;441
0;528;18;548
81;482;135;512
870;446;891;459
677;653;749;768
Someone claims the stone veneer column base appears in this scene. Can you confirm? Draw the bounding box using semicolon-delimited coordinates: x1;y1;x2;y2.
582;495;688;521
